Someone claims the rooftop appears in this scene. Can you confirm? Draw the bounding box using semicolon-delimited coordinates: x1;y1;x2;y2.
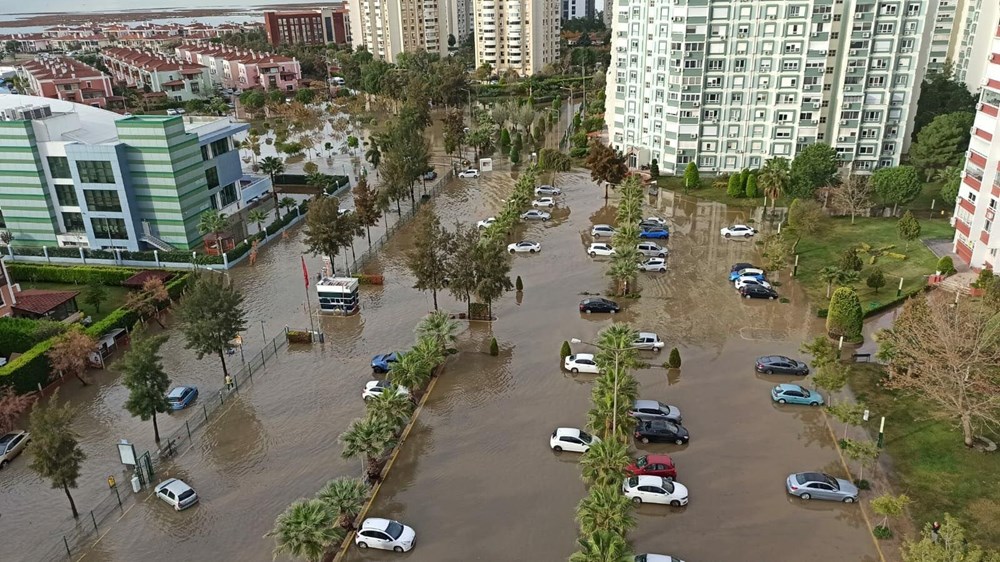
12;289;79;315
19;56;107;81
177;42;297;65
102;47;206;73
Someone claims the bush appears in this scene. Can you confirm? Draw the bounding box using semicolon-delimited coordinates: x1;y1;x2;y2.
0;317;66;355
667;347;681;368
286;330;312;343
726;174;743;198
873;526;892;539
7;263;138;285
489;337;499;356
352;274;384;285
468;303;490;320
560;340;571;360
569;146;589;158
866;267;886;293
85;306;141;338
515;275;523;291
936;255;956;275
826;287;864;342
0;338;55;394
839;248;863;272
745;174;758;198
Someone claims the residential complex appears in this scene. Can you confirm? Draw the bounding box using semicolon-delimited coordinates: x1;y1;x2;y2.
603;0;939;176
474;0;561;76
953;1;1000;90
562;0;595;21
950;22;1000;269
0;95;269;252
0;21;255;53
264;6;352;46
101;48;210;102
347;0;471;61
17;57;114;109
175;43;302;92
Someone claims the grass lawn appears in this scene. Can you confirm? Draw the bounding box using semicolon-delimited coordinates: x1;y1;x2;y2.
793;217;953;312
656;175;794;208
20;281;130;322
848;364;1000;548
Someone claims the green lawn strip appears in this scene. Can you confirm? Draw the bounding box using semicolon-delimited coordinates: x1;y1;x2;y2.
655;175;794;208
20;281;130;323
848;364;1000;547
793;217;953;312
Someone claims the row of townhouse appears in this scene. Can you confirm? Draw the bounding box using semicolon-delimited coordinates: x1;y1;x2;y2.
100;47;211;102
0;21;257;53
174;43;301;92
16;57;114;108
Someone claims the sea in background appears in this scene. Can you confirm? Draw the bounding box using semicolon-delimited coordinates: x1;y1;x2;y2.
0;16;260;35
2;0;331;16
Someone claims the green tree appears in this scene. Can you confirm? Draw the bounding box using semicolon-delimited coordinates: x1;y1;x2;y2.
346;135;359;155
866;267;886;293
315;477;369;529
896;210;921;250
790;143;839;198
441;108;466;158
586;140;629;199
840;437;879;483
826;287;864;341
937;255;956;275
499;127;512;155
81;280;108;314
745;173;759;198
119;333;171;443
760;233;792;273
247;209;268;236
365;383;414;429
913;64;979;137
839;248;863;272
575;484;636;536
197;210;229;250
340;416;396;482
259;155;285;184
580;437;631;488
818;266;860;298
303;196;356;274
538;148;572;188
683;161;700;191
787;198;826;252
726;173;743;198
909;111;975;180
568;529;634;562
352;175;380;247
28;391;86;518
266;499;342;562
800;335;840;370
901;514;1000;562
176;272;248;382
667;347;681;368
47;329;96;385
648;158;660;178
758;157;791;206
415;310;460;358
473;237;514;318
826;399;865;439
938;165;962;207
870;165;923;214
509;143;521;164
364;139;382;176
870;493;910;537
406;213;452;310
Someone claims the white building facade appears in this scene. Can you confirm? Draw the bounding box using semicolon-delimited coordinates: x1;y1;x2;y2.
348;0;470;61
604;0;937;176
953;0;1000;90
951;21;1000;269
474;0;561;76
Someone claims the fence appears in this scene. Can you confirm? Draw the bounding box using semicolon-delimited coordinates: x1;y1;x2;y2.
345;170;454;275
39;328;292;562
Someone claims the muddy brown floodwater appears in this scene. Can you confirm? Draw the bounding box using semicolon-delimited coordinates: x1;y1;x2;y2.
2;138;877;561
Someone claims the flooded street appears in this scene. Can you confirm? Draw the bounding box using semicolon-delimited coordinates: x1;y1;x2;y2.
4;120;875;560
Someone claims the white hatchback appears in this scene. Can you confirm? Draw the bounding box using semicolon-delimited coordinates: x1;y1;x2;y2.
734;276;772;290
591;224;615;238
532;196;556;207
458;168;480;178
476;217;496;229
622;475;689;506
588;243;616;257
564;353;600;374
355;517;416;552
550;427;600;453
155;478;199;511
638;258;667;272
362;380;411;400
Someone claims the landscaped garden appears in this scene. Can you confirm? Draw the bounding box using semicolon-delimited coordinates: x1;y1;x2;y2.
17;281;129;323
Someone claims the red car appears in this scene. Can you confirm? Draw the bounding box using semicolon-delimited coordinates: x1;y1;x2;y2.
625;454;677;480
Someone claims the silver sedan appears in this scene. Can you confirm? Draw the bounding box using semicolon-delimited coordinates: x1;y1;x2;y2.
786;472;859;503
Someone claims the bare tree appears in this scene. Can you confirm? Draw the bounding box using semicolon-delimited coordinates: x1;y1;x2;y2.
831;174;873;224
47;329;97;385
126;278;171;328
0;387;35;434
878;295;1000;446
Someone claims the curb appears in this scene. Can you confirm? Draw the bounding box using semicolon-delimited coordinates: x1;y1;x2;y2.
331;366;444;561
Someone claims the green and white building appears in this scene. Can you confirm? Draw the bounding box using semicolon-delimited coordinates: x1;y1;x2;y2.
0;94;264;251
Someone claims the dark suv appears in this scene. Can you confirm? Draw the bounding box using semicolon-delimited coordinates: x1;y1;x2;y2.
634;420;689;445
739;284;778;300
579;297;620;314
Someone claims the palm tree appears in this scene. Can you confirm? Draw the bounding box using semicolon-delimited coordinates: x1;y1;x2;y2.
240;133;261;164
340;416;396;483
247;209;267;237
818;266;861;298
580;439;631;487
260;155;285;184
587;385;636;443
414;311;460;358
365;141;382;178
265;499;342;562
933;165;961;185
197;210;229;252
279;196;298;219
758;157;791;208
365;386;414;429
608;248;640;296
568;529;634;562
575;484;636;536
315;477;369;530
388;351;434;395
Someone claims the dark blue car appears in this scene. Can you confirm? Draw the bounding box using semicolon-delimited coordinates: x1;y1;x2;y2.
167;386;198;411
639;227;670;240
371;352;400;373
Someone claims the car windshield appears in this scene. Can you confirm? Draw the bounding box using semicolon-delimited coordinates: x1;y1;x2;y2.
823;475;840;489
801;389;811;397
661;479;675;493
578;431;593;443
627;476;639;487
385;521;404;540
634;455;648;468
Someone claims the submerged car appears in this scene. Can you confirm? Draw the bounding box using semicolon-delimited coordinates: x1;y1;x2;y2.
638;257;667;272
626;454;677;480
508;240;541;253
755;355;810;375
786;472;859;503
734;276;773;290
477;217;496;229
371;352;400;373
721;224;757;238
580;297;620;314
550;427;600;453
166;386;198;410
564;353;600;374
362;380;411;400
622;475;689;506
639;227;670;240
634;420;689;445
458;168;480;178
532;196;556;207
520;209;551;221
355;517;416;552
632;332;665;351
155;478;199;511
630;399;682;423
591;224;616;238
637;242;668;257
0;431;30;469
739;285;778;300
534;185;562;196
729;267;766;282
588;243;616;257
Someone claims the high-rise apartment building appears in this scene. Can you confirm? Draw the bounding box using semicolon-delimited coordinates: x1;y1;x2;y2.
562;0;595;21
264;6;352;46
950;22;1000;269
604;0;938;176
474;0;561;77
953;0;1000;90
348;0;468;61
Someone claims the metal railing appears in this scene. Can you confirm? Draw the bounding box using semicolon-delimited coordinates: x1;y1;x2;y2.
42;329;291;561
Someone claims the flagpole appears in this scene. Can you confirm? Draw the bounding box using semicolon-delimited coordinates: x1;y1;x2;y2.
302;256;316;339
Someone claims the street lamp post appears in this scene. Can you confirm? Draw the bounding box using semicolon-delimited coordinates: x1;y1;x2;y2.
571;337;624;440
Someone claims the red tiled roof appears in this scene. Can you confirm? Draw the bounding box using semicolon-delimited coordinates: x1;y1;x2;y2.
122;270;174;288
101;46;205;73
161;79;185;86
19;57;108;82
12;290;79;315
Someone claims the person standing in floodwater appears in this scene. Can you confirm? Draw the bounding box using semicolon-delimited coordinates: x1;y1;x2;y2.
225;374;234;390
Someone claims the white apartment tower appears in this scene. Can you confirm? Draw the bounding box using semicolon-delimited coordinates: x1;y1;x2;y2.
475;0;561;77
604;0;939;176
953;0;1000;89
348;0;470;61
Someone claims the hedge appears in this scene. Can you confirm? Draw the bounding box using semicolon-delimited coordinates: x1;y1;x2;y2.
0;317;66;356
7;263;138;285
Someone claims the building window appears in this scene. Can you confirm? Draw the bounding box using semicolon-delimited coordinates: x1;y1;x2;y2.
55;185;79;207
220;183;238;207
201;145;210;161
62;212;86;233
47;156;72;179
91;217;128;239
210;138;230;157
83;189;122;212
205;166;220;190
76;160;116;184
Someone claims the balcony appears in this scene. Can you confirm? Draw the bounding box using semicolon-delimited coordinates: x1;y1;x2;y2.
959;197;977;215
955;216;971;237
963;173;982;191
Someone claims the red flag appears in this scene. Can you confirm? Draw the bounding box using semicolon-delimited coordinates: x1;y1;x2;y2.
301;256;310;289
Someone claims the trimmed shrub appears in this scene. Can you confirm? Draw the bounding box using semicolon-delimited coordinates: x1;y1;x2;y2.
468;303;490;320
745;174;759;198
726;174;743;198
0;317;66;355
667;347;681;368
489;337;499;356
7;263;137;285
839;248;863;272
0;338;55;394
826;287;864;341
936;255;956;275
560;340;571;360
515;275;523;291
873;526;892;539
286;330;312;343
352;274;384;285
